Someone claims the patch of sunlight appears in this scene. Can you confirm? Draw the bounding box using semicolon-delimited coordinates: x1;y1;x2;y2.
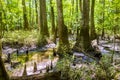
44;51;52;57
31;54;39;61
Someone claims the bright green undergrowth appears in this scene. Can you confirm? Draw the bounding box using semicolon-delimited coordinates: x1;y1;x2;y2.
56;54;120;80
2;30;38;45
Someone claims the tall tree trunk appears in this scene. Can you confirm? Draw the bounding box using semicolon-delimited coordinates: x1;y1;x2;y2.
73;0;92;52
101;0;105;40
22;0;29;30
29;0;32;28
70;0;74;27
79;0;82;12
90;0;97;40
76;0;79;41
54;17;59;44
31;0;34;29
72;0;74;14
113;1;119;35
50;0;56;43
38;0;49;47
38;0;46;46
42;0;49;37
0;7;9;80
76;0;79;21
56;0;70;57
35;0;38;25
81;0;91;51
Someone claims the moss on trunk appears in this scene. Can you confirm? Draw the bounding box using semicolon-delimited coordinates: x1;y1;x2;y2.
56;0;70;57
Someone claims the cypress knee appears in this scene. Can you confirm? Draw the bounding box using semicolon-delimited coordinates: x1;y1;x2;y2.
22;64;27;76
33;62;37;72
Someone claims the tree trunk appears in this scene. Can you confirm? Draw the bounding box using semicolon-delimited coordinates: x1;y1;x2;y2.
101;0;105;40
38;0;49;47
56;0;70;57
38;0;46;46
76;0;79;21
73;0;93;52
35;0;38;25
31;0;34;29
29;0;31;28
90;0;97;40
42;0;49;37
50;0;56;42
0;9;9;80
75;0;80;41
22;0;29;30
70;0;74;28
72;0;74;14
0;57;9;80
81;0;91;51
54;18;59;44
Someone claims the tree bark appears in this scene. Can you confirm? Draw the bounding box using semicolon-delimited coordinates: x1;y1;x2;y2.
50;0;56;43
31;0;34;29
81;0;91;51
35;0;38;25
42;0;49;37
38;0;49;47
76;0;80;41
101;0;105;40
22;0;29;30
73;0;93;52
75;0;79;38
38;0;46;47
76;0;79;21
90;0;97;40
0;7;9;80
56;0;70;57
29;0;31;27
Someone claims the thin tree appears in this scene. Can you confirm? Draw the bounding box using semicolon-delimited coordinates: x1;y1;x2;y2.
90;0;97;40
76;0;83;41
22;0;29;30
76;0;80;41
50;0;56;43
70;0;74;28
35;0;38;25
76;0;79;21
29;0;32;28
101;0;105;40
31;0;35;28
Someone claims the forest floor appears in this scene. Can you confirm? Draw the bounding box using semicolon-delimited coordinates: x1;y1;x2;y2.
2;30;120;79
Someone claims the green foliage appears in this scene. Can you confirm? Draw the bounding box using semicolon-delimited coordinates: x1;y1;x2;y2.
56;55;93;80
95;0;120;34
2;30;38;45
0;0;120;34
56;55;80;80
94;55;116;80
56;54;120;80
